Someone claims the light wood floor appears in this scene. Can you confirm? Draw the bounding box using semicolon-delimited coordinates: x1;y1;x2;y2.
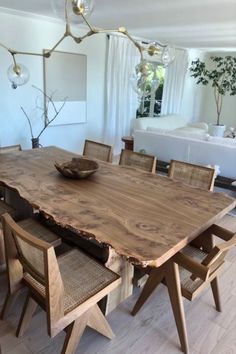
0;189;236;354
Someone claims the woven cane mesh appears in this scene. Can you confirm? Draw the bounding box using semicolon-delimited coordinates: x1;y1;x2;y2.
24;249;119;314
170;161;214;191
18;218;61;247
119;150;156;172
15;234;45;279
83;140;112;162
179;245;208;293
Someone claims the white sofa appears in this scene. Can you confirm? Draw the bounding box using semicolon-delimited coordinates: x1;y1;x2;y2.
133;116;236;179
133;115;208;136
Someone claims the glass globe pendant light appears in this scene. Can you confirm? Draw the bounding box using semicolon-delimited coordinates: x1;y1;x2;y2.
7;64;30;89
161;45;175;67
72;0;94;16
51;0;94;24
131;60;159;99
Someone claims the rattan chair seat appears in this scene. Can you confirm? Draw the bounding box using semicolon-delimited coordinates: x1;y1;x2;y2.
24;248;119;313
179;245;207;293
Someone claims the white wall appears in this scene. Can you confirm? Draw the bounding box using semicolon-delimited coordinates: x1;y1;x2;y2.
199;52;236;129
0;10;107;153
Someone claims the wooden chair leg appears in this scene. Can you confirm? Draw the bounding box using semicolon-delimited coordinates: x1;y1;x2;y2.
210;277;222;312
87;304;114;339
16;294;38;337
165;261;189;354
131;266;165;316
0;291;20;320
62;312;90;354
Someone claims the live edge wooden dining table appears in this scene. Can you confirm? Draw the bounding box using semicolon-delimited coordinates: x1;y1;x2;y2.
0;146;235;353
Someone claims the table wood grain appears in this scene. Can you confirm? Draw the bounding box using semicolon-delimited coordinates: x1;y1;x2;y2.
0;146;235;268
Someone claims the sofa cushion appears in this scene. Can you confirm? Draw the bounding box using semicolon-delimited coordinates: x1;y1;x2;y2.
171;127;207;140
187;122;208;131
133;115;188;131
146;127;171;134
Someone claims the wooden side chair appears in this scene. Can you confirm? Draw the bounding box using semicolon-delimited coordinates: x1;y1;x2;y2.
83;140;113;162
168;159;236;243
168;160;216;191
119;149;157;173
131;224;236;353
2;213;121;354
0;211;61;319
0;144;22;154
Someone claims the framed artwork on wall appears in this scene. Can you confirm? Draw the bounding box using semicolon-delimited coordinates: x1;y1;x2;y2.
43;50;87;125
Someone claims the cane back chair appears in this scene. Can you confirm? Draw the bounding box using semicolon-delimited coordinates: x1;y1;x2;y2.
2;213;121;354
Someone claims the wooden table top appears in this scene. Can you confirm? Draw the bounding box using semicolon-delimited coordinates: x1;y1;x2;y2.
0;146;235;267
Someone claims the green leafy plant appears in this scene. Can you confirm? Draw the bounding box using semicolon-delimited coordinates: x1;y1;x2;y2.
189;56;236;125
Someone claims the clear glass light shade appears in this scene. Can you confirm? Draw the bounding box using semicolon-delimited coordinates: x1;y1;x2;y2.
7;64;30;88
161;45;175;66
51;0;94;24
130;60;160;99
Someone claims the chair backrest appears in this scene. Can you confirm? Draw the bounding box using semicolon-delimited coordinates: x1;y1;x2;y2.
83;140;112;162
1;213;64;335
119;149;157;173
168;160;216;191
0;145;22;153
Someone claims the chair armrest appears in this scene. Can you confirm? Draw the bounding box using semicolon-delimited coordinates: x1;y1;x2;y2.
207;224;235;241
173;252;210;281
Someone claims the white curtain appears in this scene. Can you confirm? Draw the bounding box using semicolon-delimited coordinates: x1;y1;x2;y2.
104;35;139;154
161;49;189;115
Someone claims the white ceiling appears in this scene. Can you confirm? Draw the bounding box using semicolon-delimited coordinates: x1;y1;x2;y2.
0;0;236;50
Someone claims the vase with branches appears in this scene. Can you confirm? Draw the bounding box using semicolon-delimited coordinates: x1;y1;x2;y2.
189;56;236;130
21;85;67;148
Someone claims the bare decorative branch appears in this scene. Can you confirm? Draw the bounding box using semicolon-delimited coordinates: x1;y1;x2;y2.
20;106;34;139
21;85;67;141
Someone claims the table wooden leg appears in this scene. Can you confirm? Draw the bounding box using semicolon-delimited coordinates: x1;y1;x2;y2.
131;267;165;316
165;261;189;354
105;248;134;315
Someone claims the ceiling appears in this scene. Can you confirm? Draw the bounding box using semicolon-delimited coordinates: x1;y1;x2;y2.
0;0;236;50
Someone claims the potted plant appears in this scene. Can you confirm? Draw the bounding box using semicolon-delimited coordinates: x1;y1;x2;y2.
189;55;236;136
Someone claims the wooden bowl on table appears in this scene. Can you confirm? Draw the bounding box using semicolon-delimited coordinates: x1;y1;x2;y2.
54;157;99;179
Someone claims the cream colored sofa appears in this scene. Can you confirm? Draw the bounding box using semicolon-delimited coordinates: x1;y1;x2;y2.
133;116;236;179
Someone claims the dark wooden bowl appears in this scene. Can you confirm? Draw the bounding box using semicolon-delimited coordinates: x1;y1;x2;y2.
54;157;99;179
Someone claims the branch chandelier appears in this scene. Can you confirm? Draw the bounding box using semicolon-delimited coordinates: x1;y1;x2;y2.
0;0;175;97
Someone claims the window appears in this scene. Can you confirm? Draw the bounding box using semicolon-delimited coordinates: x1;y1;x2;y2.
137;65;165;117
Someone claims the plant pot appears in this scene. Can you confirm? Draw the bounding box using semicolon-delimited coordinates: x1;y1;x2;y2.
209;124;226;137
